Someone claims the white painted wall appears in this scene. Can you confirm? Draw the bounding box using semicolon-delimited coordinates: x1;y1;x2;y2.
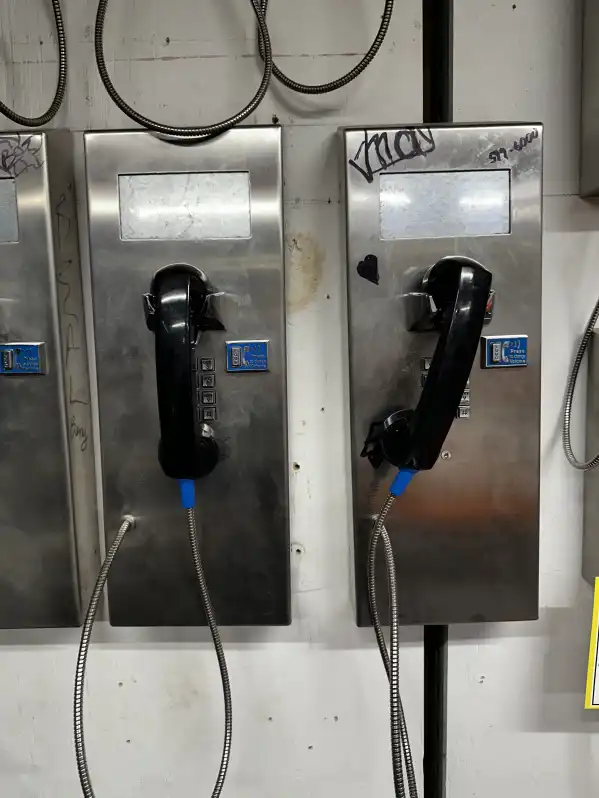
0;1;598;796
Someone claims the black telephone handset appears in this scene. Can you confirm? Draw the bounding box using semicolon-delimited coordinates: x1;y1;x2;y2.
362;256;492;472
144;264;224;480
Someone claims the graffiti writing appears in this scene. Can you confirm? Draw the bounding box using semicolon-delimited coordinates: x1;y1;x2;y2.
55;192;90;412
0;135;43;178
349;128;436;183
488;127;539;163
70;416;89;452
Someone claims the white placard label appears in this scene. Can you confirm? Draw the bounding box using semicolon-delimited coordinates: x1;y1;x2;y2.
380;170;511;240
119;172;251;241
0;178;18;243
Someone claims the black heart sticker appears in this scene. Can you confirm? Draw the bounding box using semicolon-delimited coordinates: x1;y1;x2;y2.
357;254;379;285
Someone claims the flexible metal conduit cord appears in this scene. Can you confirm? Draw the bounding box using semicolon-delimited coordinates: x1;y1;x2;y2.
0;0;67;126
368;495;418;798
257;0;395;94
95;0;273;137
563;294;599;470
74;510;232;798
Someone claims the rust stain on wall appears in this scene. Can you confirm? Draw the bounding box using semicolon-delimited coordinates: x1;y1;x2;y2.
286;232;325;313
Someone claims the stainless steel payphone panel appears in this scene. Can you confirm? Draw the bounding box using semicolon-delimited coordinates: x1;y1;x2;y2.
0;132;93;627
342;124;542;625
581;0;599;196
85;129;289;626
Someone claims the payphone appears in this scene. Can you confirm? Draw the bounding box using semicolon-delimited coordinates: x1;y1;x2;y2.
73;125;287;793
73;2;399;791
0;0;101;633
0;132;94;628
0;0;89;630
342;122;542;627
83;127;288;627
341;123;542;794
75;127;287;796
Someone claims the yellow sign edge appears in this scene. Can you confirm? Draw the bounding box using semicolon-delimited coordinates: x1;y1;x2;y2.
585;577;599;709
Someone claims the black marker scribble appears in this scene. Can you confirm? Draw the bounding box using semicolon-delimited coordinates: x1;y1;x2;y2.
55;192;91;410
56;193;72;246
349;128;436;183
56;267;79;322
488;146;509;164
65;323;81;368
0;135;43;178
68;374;90;407
488;127;539;163
70;415;88;452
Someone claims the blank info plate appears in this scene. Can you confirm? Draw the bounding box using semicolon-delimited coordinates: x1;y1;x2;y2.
119;172;251;241
0;178;18;242
380;169;511;239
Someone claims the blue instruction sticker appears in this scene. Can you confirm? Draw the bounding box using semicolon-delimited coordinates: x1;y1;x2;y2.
0;342;46;375
481;335;528;369
226;340;269;373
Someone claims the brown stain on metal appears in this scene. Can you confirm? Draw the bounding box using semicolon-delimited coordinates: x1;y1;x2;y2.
287;232;325;313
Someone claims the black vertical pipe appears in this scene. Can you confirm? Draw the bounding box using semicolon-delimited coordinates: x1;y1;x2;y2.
423;625;448;798
422;3;453;798
423;0;454;124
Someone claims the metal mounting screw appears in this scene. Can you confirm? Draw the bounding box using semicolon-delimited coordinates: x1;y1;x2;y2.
441;450;451;460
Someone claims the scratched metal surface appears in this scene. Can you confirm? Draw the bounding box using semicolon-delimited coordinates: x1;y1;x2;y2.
0;132;88;627
581;0;599;196
342;123;543;626
86;128;290;626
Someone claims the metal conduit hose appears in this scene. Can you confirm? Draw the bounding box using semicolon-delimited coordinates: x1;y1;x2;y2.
368;495;418;798
563;295;599;470
94;0;273;137
74;511;232;798
257;0;396;94
0;0;67;126
95;0;395;130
